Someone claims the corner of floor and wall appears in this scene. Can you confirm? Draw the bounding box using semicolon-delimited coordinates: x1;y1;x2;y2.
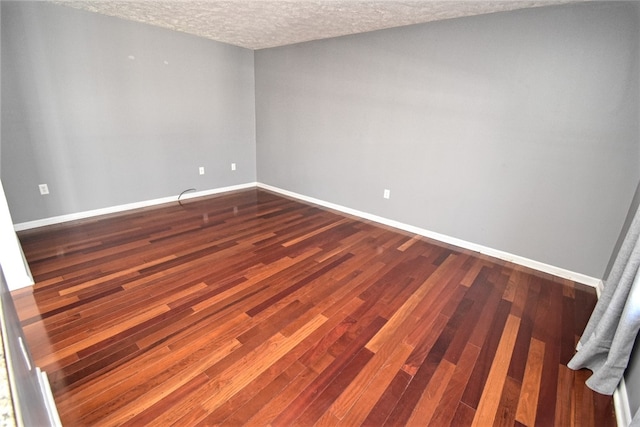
1;0;640;424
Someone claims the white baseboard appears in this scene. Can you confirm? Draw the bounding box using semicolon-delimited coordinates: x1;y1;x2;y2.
596;280;605;298
37;368;62;427
257;182;601;288
14;181;601;288
614;377;633;427
13;182;257;232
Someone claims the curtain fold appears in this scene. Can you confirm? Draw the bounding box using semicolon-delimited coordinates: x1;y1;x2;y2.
567;204;640;401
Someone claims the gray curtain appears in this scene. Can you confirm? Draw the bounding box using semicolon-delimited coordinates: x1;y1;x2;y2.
567;204;640;403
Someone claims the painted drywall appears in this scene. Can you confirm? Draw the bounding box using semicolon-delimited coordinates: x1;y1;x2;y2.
0;1;32;292
622;3;640;419
255;2;640;279
1;2;256;223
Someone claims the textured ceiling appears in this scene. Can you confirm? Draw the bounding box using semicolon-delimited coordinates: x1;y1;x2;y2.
53;1;572;50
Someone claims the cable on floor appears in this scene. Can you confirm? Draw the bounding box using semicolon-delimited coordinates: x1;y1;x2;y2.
178;188;196;207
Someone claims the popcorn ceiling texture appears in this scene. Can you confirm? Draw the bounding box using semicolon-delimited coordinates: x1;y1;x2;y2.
52;1;570;50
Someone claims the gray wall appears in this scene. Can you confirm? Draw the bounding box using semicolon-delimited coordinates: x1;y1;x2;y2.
2;0;640;419
255;2;640;279
1;2;256;223
624;3;640;419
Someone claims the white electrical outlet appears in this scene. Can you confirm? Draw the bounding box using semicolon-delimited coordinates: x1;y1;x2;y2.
383;189;390;199
38;184;49;195
199;167;205;175
231;163;236;171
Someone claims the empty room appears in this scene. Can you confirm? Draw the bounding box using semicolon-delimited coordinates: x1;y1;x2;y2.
1;0;639;426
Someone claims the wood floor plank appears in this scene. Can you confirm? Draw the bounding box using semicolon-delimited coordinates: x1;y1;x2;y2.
75;335;242;425
362;369;412;426
461;298;511;410
555;364;575;426
452;402;477;426
507;278;539;383
12;188;615;426
397;234;421;252
270;316;386;426
293;347;375;426
405;358;456;426
325;342;415;425
471;314;521;426
134;315;327;426
198;359;306;425
40;303;171;371
494;376;522;427
366;254;460;353
535;280;563;425
428;342;481;427
223;362;305;425
515;337;546;426
243;365;319;426
574;369;595;427
384;295;472;426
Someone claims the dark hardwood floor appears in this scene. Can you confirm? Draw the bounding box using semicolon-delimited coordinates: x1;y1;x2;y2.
12;188;615;426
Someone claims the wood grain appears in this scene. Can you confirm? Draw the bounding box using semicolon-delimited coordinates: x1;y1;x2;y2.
12;188;616;426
